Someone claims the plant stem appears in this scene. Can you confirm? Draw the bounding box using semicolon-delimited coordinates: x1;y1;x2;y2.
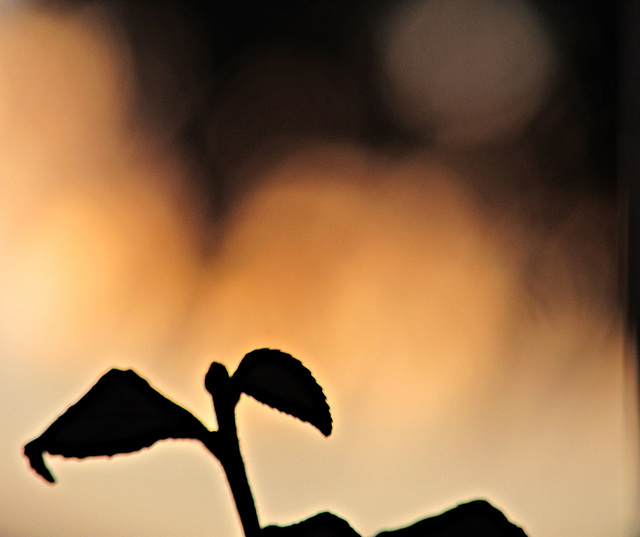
217;434;261;537
206;390;261;537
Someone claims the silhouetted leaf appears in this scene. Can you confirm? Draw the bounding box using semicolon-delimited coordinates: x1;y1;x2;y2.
232;349;332;436
262;512;361;537
24;369;209;483
375;500;529;537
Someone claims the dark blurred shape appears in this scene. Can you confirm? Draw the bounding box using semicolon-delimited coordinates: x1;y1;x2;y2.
206;51;363;209
533;0;618;190
376;500;528;537
29;0;618;222
620;0;640;431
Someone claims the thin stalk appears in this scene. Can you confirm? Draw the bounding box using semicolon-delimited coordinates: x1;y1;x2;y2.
216;433;261;537
207;384;260;537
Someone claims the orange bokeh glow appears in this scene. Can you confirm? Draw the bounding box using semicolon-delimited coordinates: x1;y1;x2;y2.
0;6;636;537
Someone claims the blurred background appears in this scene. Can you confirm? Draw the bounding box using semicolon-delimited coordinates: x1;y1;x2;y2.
0;1;637;536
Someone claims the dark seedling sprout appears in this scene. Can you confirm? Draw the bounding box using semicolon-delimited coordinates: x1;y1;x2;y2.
24;348;332;537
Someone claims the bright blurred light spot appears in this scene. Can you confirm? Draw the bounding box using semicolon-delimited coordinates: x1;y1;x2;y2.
378;0;558;144
190;145;517;426
0;180;202;364
0;6;131;173
0;7;203;364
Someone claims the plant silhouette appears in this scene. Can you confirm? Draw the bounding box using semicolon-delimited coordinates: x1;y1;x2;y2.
24;348;332;537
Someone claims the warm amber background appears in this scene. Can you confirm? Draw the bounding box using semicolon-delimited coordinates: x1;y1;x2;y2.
0;3;637;537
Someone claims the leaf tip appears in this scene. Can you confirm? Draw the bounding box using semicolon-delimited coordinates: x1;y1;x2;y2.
24;440;56;484
320;421;333;437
